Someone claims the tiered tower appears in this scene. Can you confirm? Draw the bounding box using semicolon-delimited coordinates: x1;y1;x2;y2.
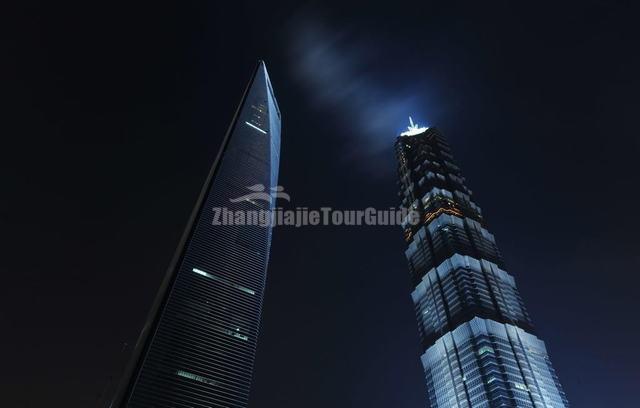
395;120;568;407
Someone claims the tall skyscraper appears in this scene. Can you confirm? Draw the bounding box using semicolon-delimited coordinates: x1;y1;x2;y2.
110;61;281;408
395;120;568;407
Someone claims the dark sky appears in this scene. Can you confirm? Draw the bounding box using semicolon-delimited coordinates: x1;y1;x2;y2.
4;1;640;407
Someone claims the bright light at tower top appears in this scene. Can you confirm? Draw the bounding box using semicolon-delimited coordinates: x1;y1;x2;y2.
400;116;429;136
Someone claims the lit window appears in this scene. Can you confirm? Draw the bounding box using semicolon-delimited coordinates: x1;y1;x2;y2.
192;268;256;295
245;121;267;134
176;370;216;385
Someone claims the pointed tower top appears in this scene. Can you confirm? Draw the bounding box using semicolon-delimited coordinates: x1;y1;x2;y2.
257;60;280;119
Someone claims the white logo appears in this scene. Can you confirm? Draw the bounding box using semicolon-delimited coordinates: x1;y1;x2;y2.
229;184;290;205
215;184;420;228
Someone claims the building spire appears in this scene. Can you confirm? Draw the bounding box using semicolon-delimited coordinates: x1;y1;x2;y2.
401;116;428;136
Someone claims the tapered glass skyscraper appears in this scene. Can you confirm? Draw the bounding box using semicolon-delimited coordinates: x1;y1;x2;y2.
110;61;280;408
396;120;568;407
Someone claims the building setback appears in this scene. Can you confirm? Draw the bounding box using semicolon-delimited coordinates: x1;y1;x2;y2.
395;120;569;407
110;61;281;408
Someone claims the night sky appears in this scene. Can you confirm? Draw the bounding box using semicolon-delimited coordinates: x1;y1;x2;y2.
4;1;640;407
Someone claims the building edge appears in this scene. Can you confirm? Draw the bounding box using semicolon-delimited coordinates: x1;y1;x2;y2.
108;61;267;408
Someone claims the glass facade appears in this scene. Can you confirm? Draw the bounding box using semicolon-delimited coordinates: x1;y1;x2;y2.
110;62;280;408
396;125;568;407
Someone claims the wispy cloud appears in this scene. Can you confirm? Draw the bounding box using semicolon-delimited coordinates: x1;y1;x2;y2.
288;16;429;157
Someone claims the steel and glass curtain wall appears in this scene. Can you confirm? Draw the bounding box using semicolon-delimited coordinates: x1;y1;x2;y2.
110;61;281;408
